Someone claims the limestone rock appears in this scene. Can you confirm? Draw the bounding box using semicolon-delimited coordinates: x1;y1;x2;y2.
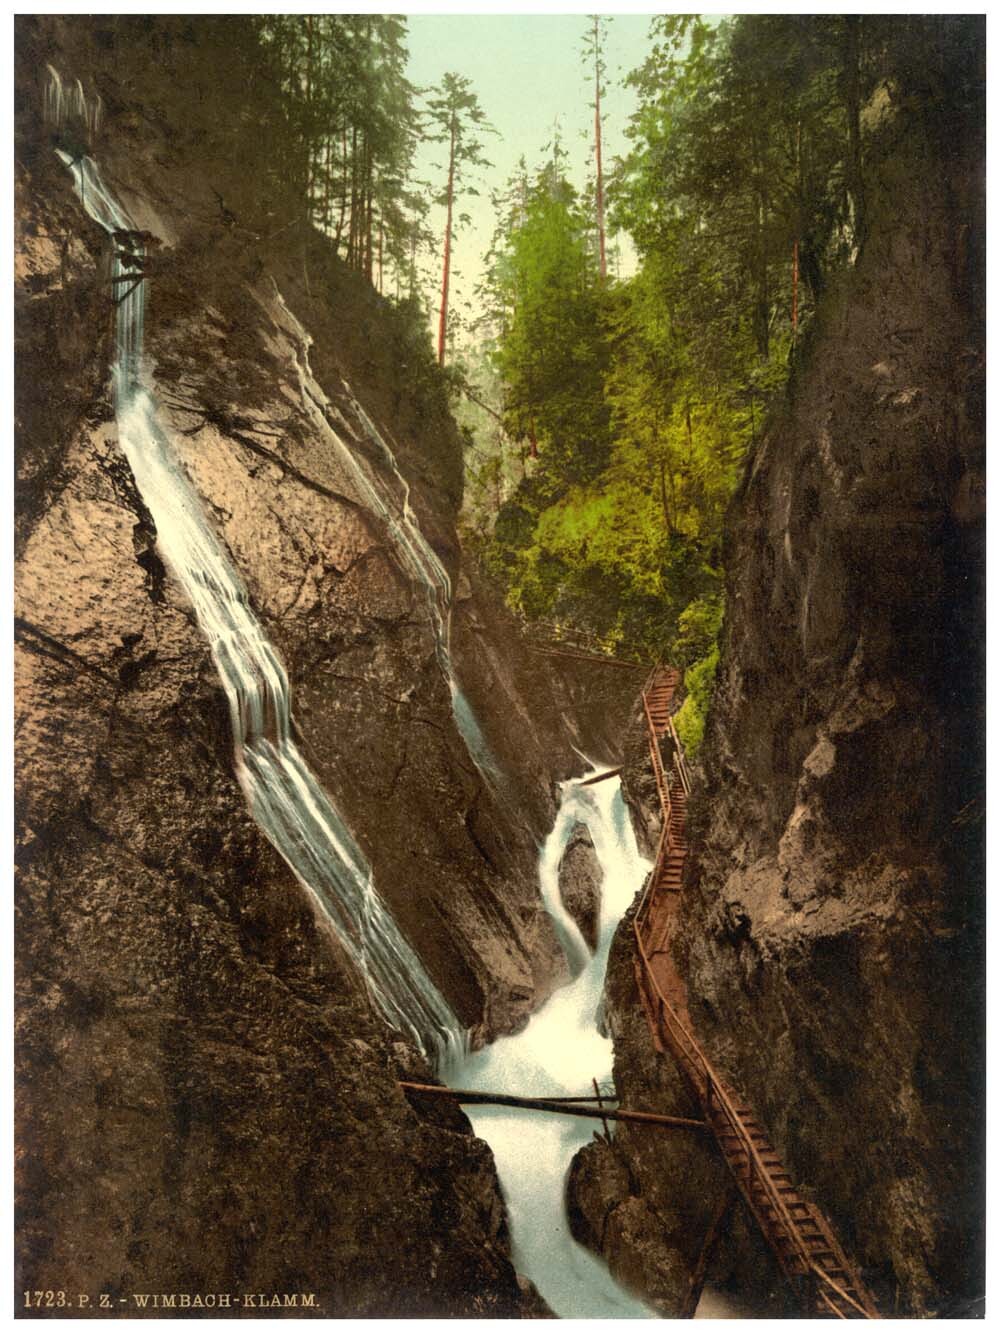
13;16;637;1315
678;93;985;1317
557;823;601;950
571;54;985;1320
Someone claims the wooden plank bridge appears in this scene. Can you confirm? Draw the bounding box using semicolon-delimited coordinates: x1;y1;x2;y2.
634;665;880;1319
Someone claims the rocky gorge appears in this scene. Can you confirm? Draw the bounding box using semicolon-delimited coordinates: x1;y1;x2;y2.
14;13;984;1323
15;16;634;1314
566;27;985;1320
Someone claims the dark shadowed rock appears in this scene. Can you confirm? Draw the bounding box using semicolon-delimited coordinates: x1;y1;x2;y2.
570;35;984;1321
557;823;601;950
565;903;786;1317
677;77;985;1318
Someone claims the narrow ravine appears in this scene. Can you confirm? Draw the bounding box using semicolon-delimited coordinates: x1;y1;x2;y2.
453;771;653;1317
47;71;752;1317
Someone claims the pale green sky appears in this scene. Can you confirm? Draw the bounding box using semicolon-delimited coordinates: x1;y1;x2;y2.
405;13;656;334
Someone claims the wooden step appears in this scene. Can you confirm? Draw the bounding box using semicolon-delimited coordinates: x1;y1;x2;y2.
639;667;877;1319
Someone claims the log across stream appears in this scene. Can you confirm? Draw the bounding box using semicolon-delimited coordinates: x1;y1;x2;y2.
444;770;750;1318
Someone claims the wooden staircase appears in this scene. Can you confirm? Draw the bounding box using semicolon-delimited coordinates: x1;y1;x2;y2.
634;666;880;1319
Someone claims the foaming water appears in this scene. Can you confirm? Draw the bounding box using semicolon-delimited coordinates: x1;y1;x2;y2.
52;123;463;1070
452;773;750;1317
452;773;654;1317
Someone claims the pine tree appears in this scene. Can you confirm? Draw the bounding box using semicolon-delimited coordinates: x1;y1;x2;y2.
581;15;609;282
425;72;495;365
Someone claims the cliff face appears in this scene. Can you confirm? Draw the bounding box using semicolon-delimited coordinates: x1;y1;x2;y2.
677;90;985;1315
14;17;632;1313
566;903;787;1318
569;54;984;1322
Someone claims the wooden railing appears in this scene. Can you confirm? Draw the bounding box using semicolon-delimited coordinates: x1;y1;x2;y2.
633;918;872;1318
642;688;675;854
632;666;878;1320
666;713;692;795
518;619;654;676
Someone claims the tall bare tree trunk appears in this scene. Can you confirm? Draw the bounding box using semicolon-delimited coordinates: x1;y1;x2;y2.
377;209;384;293
593;16;607;281
322;136;332;230
304;16;314;204
792;122;800;332
334;128;348;255
437;114;457;365
364;141;374;282
792;238;799;332
348;126;359;267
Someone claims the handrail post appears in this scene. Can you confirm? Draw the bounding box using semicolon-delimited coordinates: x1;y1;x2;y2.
637;663;877;1320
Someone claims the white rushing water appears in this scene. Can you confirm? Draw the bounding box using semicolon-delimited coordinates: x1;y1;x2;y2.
52;125;463;1070
454;775;749;1318
453;772;655;1317
45;63;102;142
268;291;500;785
51;81;748;1315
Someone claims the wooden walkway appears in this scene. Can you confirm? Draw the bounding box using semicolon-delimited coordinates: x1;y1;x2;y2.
634;666;880;1319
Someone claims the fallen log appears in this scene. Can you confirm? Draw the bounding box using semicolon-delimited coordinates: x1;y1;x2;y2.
579;767;622;786
400;1082;708;1131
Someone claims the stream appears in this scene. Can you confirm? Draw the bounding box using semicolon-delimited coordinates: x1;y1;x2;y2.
49;71;743;1314
453;770;653;1317
453;770;745;1318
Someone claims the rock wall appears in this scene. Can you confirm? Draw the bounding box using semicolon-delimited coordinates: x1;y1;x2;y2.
569;32;984;1320
556;824;602;951
566;903;787;1317
677;63;985;1317
14;16;633;1314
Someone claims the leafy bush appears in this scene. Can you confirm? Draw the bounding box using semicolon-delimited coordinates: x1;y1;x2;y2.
675;641;720;758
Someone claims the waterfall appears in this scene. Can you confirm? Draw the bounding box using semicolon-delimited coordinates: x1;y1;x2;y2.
340;379;501;783
52;125;463;1069
451;774;750;1317
268;288;500;785
44;63;102;142
452;771;654;1316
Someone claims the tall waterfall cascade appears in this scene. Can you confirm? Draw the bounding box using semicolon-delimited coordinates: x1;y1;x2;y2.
266;287;500;784
47;73;464;1070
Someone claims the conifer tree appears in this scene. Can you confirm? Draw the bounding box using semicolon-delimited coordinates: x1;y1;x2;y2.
425;72;494;365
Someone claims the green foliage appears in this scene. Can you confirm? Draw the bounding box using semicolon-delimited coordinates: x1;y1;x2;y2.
673;593;724;756
474;14;906;673
425;71;495;214
675;594;724;669
674;643;719;757
426;71;497;362
488;154;611;483
253;15;427;289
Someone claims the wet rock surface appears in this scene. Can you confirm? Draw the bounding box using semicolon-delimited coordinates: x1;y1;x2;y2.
14;16;635;1316
678;105;985;1315
565;905;786;1317
556;823;601;951
570;68;984;1322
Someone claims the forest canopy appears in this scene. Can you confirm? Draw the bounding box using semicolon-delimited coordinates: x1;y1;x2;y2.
137;13;982;751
